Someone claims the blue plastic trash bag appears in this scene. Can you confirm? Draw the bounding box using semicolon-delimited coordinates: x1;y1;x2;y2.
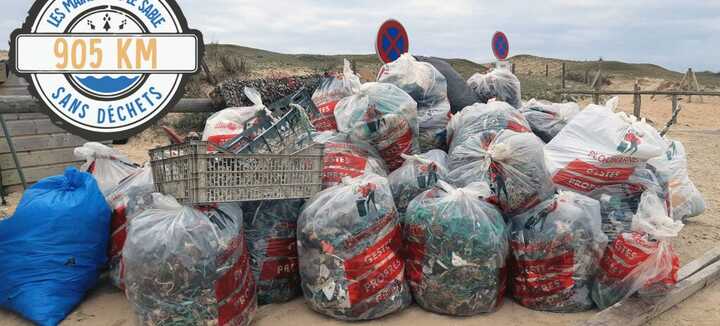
0;167;111;326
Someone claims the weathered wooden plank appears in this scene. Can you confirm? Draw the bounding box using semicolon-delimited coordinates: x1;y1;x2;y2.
0;119;65;137
2;161;82;186
0;133;89;153
0;96;220;114
582;247;720;326
678;246;720;280
0;148;80;169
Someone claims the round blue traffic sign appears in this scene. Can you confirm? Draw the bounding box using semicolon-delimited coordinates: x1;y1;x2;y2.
376;19;409;63
492;31;510;61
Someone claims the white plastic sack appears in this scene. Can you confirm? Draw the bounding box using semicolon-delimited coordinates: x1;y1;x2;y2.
124;195;256;326
388;150;449;213
546;97;667;194
467;68;522;109
203;87;267;146
649;140;705;220
448;130;555;216
335;82;419;171
403;181;508;316
520;99;580;143
591;192;682;309
105;166;154;289
298;173;411;320
510;191;608;312
75;142;139;194
446;101;531;153
311;59;361;132
313;132;388;189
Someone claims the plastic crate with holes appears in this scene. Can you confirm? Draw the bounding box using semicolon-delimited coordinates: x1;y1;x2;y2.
149;141;324;205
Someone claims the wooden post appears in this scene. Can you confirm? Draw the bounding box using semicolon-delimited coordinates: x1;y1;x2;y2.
691;69;704;103
585;70;589;84
633;82;642;118
511;63;516;74
545;64;549;77
561;63;566;89
686;68;693;103
593;93;600;105
672;95;678;114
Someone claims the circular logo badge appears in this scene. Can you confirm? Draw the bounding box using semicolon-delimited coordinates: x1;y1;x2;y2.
10;0;204;140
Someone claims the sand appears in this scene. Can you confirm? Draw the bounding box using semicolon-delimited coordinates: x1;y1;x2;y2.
1;78;719;325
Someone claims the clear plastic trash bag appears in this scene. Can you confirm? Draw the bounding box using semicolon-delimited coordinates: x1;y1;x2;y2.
403;181;508;316
378;54;451;151
446;101;531;154
467;68;522;109
105;165;154;289
648;140;705;220
243;200;304;305
388;150;449;213
510;191;608;312
448;130;555;216
312;59;361;132
75;142;140;194
335;82;419;171
203;87;268;147
591;192;683;310
545;97;667;194
0;168;111;326
313;132;388;189
298;173;411;320
123;195;256;326
520;99;580;143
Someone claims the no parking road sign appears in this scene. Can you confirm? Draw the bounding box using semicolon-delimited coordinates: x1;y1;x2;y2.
492;31;510;61
376;19;409;63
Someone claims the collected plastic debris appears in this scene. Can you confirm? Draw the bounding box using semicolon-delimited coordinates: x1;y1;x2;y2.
0;168;110;326
75;142;140;193
388;150;448;213
592;192;683;309
448;130;555;216
467;68;522;109
314;132;388;188
311;60;361;132
203;87;269;146
510;191;608;312
416;56;480;114
403;181;508;316
446;101;531;153
649;140;706;220
378;54;451;151
216;75;324;108
520;99;580;143
335;82;419;171
105;166;155;289
244;200;304;305
123;195;256;326
545;98;666;194
298;173;411;320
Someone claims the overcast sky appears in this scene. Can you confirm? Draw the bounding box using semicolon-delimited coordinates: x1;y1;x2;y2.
3;0;719;72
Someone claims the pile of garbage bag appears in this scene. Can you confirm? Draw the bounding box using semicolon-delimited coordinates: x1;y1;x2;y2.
378;54;451;151
123;195;256;326
448;130;555;216
510;191;608;312
75;142;140;193
389;150;448;213
467;68;522;109
314;132;388;188
591;192;682;309
520;99;580;143
244;200;304;305
311;60;361;132
203;87;269;147
335;82;419;171
298;173;411;320
403;181;508;316
649;140;706;220
0;168;110;326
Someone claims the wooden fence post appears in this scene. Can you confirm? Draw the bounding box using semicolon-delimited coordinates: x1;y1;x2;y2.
593;93;600;104
511;63;516;74
545;64;549;77
561;63;566;89
633;82;642;117
672;95;678;114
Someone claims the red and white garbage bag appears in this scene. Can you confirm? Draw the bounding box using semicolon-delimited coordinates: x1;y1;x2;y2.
75;142;140;194
648;140;706;220
314;132;388;189
510;191;608;312
203;87;269;147
334;82;419;171
591;192;683;309
298;173;411;320
388;150;449;213
446;101;531;153
520;99;580;143
467;68;522;109
311;59;361;132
